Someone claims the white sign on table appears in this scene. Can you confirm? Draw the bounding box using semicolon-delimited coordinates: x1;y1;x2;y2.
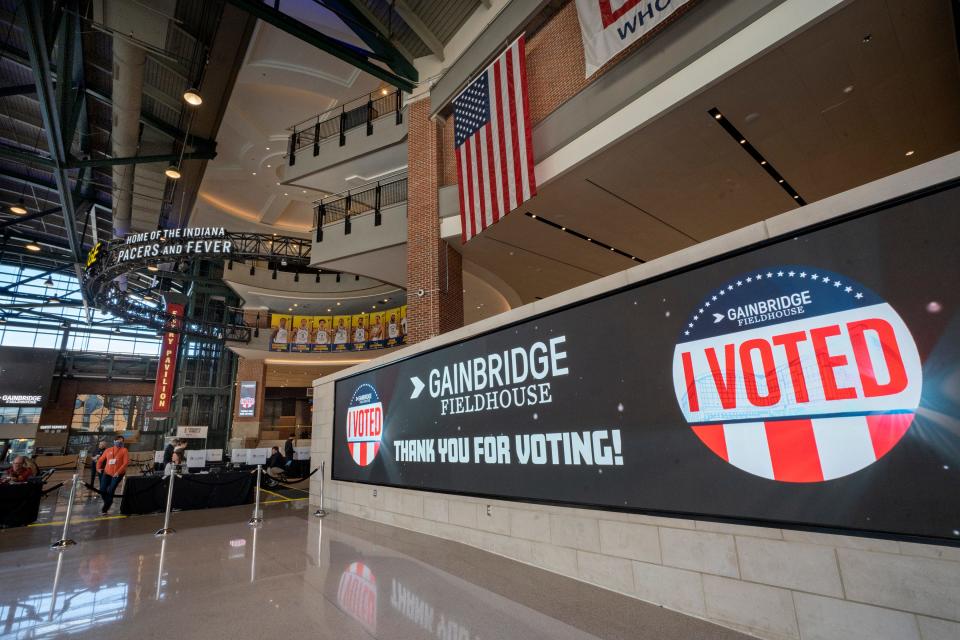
293;446;311;461
185;450;206;468
247;448;268;465
231;448;247;464
154;451;164;464
205;449;223;462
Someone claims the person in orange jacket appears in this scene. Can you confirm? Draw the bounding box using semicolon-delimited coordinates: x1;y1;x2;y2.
96;434;129;514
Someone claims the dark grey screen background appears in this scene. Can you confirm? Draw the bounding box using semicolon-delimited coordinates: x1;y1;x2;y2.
332;183;960;544
0;346;59;406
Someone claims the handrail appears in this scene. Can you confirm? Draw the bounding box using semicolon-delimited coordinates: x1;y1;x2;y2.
287;89;404;163
313;174;408;242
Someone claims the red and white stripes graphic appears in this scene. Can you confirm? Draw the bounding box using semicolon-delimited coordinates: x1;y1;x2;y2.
691;413;914;482
347;440;380;467
455;35;536;243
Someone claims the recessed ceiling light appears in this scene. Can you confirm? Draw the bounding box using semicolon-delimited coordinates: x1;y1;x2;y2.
862;34;872;43
760;160;767;165
843;85;854;94
327;308;331;312
266;147;271;151
165;166;181;179
587;238;592;242
739;139;746;144
778;179;784;183
284;193;288;196
793;195;799;199
25;242;41;252
252;172;257;176
905;150;915;157
336;302;341;306
531;214;537;218
302;190;307;194
293;303;298;307
182;88;203;106
266;164;271;168
714;113;722;120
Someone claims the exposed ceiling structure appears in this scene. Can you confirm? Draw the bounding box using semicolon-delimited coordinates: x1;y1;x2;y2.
0;0;253;315
458;0;960;305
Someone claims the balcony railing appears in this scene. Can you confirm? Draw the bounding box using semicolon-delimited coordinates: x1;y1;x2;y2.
287;89;404;166
313;172;408;242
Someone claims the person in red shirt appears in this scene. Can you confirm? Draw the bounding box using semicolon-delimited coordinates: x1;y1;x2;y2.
96;435;129;514
2;456;34;483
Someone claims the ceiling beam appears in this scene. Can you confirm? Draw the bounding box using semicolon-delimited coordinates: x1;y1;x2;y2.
0;205;64;230
393;0;445;59
225;0;417;92
68;149;217;169
0;143;57;168
18;0;90;315
324;0;421;77
0;84;37;98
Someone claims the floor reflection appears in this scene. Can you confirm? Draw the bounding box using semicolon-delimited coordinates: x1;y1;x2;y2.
0;503;748;639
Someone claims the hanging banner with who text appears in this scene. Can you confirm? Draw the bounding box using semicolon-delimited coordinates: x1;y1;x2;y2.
152;303;184;415
332;183;960;545
574;0;693;77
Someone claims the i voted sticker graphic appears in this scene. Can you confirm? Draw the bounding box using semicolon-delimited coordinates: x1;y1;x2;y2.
346;383;384;466
672;267;922;482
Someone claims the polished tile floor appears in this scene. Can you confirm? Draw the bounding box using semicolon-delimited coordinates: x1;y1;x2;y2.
0;496;750;639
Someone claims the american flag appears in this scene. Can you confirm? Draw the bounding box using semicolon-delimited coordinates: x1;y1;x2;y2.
454;35;536;243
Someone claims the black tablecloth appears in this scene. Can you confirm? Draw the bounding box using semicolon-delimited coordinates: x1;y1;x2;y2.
120;471;256;515
0;481;43;527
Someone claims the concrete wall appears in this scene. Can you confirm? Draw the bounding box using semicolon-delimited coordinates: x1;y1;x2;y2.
311;153;960;640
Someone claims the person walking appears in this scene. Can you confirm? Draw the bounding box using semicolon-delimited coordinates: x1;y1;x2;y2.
284;435;295;473
88;440;107;494
96;435;129;514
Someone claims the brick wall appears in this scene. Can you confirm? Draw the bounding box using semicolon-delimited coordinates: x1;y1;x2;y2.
406;97;464;343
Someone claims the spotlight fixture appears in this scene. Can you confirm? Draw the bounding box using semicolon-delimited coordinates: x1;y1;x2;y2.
249;265;255;276
25;242;41;252
10;199;27;215
43;277;54;287
183;88;203;106
355;275;360;281
165;166;181;179
147;264;158;272
708;107;805;206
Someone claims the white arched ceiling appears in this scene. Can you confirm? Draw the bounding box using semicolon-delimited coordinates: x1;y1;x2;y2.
191;18;383;235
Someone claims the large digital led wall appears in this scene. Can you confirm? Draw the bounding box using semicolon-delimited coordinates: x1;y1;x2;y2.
332;182;960;544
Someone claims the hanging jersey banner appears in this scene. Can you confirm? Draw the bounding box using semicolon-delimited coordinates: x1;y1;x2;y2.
331;182;960;545
575;0;693;77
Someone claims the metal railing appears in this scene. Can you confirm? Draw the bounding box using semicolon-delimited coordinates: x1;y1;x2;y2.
287;89;404;165
313;173;408;242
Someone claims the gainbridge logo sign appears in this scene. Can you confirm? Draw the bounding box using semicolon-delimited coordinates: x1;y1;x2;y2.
672;266;922;482
346;383;384;466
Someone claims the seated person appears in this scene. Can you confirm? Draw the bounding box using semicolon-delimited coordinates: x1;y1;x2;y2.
265;446;285;479
2;456;35;483
164;450;185;477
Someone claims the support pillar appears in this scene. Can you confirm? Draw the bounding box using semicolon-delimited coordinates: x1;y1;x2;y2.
406;97;463;344
232;357;267;445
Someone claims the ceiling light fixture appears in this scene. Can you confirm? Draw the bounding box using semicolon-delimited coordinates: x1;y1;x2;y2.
10;199;27;215
183;88;203;106
905;150;915;157
147;264;159;272
25;242;41;252
708;106;805;206
165;166;182;179
43;276;54;287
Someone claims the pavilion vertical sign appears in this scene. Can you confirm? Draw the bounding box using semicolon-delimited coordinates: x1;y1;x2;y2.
152;303;184;415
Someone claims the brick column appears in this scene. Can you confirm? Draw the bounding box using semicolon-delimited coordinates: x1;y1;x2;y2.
406;97;463;344
232;357;266;442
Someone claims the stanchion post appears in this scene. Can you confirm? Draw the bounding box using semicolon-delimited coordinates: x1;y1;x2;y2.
313;460;327;518
249;464;263;526
155;467;177;536
51;473;79;549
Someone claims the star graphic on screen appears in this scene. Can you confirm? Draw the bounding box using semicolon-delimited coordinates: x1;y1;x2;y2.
855;292;863;299
834;281;842;288
788;271;796;277
799;272;807;278
736;280;742;286
845;286;852;293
